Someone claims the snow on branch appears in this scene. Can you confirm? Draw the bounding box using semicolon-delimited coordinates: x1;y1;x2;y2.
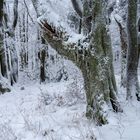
33;0;84;45
38;18;84;46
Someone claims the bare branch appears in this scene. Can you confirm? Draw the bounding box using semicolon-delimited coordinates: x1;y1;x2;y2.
40;20;79;64
39;20;58;38
71;0;82;18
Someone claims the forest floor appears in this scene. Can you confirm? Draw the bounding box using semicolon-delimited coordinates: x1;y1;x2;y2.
0;74;140;140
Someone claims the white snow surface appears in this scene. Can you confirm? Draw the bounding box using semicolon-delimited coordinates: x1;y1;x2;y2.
0;73;140;140
0;80;90;140
97;75;140;140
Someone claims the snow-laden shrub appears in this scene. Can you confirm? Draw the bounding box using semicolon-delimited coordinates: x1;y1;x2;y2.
38;88;53;106
48;79;86;107
65;79;86;106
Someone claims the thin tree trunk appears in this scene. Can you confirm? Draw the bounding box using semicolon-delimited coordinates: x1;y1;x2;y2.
127;0;140;100
115;18;127;87
0;0;7;78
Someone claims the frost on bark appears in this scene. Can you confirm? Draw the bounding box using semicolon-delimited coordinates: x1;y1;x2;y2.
0;0;18;87
33;0;122;125
126;0;140;100
0;0;10;93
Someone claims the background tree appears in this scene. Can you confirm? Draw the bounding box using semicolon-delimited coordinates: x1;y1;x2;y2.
0;0;18;86
127;0;140;100
0;0;10;93
115;0;128;88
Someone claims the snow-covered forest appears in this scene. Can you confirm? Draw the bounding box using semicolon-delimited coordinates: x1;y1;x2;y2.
0;0;140;139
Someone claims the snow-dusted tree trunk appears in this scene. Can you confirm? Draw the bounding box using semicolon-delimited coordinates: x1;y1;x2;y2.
0;0;10;93
4;0;18;85
84;0;122;124
0;0;7;78
38;37;47;83
115;0;128;88
0;0;19;86
19;10;29;69
32;0;122;125
126;0;140;100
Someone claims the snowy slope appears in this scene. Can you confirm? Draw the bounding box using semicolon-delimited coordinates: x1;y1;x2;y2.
0;81;93;140
0;73;140;140
96;75;140;140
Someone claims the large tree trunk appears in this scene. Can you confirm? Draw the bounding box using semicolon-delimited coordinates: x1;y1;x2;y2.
33;0;122;125
84;0;121;124
127;0;140;100
43;26;121;125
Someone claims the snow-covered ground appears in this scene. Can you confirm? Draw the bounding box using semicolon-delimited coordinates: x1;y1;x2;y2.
0;80;94;140
1;0;140;139
0;72;140;140
97;75;140;140
98;100;140;140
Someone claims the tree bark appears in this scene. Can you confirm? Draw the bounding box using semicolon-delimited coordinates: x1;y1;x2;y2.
127;0;140;100
82;0;92;35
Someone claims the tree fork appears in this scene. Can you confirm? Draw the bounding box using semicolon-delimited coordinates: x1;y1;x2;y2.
34;0;122;125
